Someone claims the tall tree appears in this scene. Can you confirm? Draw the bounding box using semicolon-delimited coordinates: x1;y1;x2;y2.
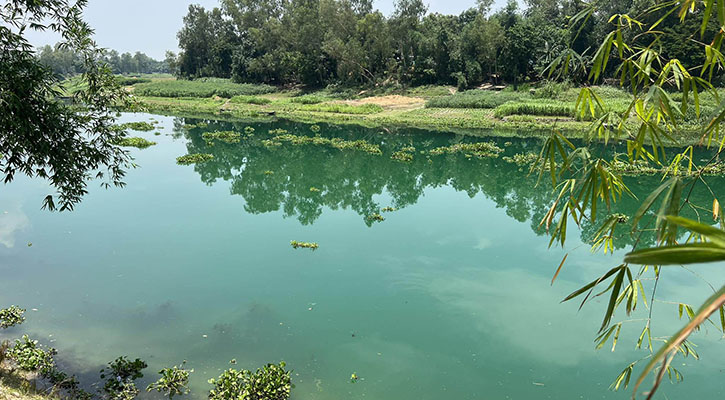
1;0;132;211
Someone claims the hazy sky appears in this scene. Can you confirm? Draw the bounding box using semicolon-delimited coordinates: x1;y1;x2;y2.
26;0;510;60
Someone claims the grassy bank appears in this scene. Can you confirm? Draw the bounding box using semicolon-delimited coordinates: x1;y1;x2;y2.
0;371;56;400
123;77;723;144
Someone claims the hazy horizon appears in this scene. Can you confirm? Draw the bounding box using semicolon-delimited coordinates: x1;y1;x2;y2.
26;0;511;60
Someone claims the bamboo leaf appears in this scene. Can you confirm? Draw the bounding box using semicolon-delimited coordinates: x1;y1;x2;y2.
624;243;725;265
551;253;568;286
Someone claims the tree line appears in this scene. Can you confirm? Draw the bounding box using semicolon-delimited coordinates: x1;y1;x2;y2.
37;45;169;77
169;0;719;89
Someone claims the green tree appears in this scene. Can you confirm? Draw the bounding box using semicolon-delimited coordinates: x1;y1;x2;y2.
1;0;132;211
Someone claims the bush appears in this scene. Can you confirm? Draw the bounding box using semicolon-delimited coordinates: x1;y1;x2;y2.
208;362;291;400
134;79;276;98
230;95;272;105
425;90;525;109
493;101;575;118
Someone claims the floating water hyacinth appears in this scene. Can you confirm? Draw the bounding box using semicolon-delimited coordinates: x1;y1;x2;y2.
429;142;503;158
115;137;157;149
381;207;397;212
202;131;241;144
290;241;319;250
176;154;214;165
367;213;385;222
391;150;413;162
310;187;321;192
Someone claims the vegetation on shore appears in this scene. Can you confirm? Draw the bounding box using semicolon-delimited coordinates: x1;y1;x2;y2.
127;78;724;144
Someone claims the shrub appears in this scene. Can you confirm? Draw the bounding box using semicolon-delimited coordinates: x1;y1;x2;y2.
425;90;525;109
177;154;214;165
134;79;276;98
208;362;291;400
147;363;192;400
0;305;25;328
230;95;272;105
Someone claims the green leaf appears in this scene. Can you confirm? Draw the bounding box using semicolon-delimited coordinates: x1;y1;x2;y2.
625;242;725;265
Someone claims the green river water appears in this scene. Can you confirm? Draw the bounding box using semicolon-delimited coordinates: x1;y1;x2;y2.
1;113;725;399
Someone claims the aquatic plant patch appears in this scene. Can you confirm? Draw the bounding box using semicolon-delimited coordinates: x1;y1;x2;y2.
391;150;414;162
116;137;157;149
263;134;382;155
202;131;242;144
176;154;214;165
429;142;503;158
117;121;155;132
290;241;319;250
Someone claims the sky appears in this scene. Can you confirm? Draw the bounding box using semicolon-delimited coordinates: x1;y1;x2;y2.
26;0;510;60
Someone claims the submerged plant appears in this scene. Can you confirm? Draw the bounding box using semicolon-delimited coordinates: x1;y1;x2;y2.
176;154;214;165
290;241;319;250
147;363;193;400
0;305;25;328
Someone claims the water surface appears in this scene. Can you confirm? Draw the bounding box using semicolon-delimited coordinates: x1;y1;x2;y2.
1;113;725;399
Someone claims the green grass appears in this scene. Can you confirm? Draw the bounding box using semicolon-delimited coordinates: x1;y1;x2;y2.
133;78;275;98
289;94;330;104
115;76;151;86
494;101;575;118
230;95;272;105
300;103;383;114
426;91;525;109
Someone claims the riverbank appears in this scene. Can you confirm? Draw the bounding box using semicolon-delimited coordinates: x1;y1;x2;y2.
0;370;55;400
121;77;723;144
